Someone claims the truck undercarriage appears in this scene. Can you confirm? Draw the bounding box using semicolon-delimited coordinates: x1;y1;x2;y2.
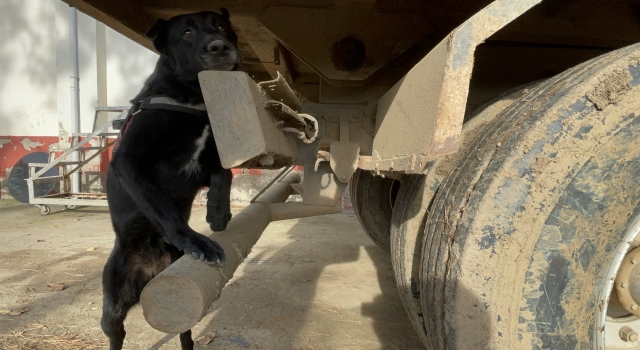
59;0;640;348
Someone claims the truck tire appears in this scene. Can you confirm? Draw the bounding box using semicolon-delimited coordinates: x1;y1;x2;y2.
390;81;538;345
418;43;640;349
350;169;400;254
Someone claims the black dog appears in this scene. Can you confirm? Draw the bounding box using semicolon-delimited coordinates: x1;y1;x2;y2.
101;10;241;350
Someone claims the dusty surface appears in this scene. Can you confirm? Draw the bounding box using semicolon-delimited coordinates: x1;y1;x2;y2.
0;199;422;349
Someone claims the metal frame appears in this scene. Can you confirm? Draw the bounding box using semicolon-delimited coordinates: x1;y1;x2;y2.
26;106;129;211
365;0;543;174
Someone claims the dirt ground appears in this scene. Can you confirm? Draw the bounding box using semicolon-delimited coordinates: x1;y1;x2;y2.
0;198;423;349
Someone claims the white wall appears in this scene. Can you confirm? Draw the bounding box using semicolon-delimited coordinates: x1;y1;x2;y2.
105;26;158;106
0;0;158;137
0;0;58;136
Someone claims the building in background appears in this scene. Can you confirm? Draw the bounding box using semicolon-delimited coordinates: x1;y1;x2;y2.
0;0;157;195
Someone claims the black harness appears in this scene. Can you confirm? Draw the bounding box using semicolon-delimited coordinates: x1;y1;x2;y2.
113;95;208;151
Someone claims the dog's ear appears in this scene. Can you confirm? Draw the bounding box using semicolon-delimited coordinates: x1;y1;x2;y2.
218;8;237;44
219;8;230;20
146;18;169;54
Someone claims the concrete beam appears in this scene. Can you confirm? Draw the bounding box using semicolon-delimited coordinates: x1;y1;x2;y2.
140;173;300;333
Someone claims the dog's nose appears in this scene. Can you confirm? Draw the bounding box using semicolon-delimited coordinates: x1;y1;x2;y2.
206;40;230;55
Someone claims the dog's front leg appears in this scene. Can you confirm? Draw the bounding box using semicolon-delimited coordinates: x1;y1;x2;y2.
110;155;225;265
206;168;233;231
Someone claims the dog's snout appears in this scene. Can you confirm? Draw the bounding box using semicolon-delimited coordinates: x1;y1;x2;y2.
206;40;230;55
200;37;240;69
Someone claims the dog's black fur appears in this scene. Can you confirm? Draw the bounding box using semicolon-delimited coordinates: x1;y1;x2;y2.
101;10;241;350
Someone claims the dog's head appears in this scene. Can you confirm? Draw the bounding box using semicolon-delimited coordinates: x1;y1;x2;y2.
146;9;241;82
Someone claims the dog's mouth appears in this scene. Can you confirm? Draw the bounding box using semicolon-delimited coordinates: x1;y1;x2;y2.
207;62;237;71
200;52;241;72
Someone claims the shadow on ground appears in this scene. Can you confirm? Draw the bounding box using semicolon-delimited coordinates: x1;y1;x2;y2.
0;200;423;349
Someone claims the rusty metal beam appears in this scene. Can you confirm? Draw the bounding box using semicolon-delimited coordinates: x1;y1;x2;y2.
365;0;543;174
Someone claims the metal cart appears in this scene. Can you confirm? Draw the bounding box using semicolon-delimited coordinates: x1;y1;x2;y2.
26;106;128;215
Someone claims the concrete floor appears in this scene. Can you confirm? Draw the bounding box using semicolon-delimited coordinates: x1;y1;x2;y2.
0;199;423;349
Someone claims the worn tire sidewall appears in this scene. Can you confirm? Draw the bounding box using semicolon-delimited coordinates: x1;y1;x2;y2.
351;169;395;253
423;44;640;349
389;80;541;347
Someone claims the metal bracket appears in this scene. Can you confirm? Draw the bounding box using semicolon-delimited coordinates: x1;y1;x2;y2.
367;0;543;173
329;115;359;183
302;162;347;207
258;72;301;111
266;101;318;144
259;72;318;144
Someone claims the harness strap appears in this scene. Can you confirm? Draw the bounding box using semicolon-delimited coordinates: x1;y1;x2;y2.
140;96;207;115
113;95;208;151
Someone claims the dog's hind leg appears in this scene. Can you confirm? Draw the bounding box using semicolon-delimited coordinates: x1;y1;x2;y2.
179;330;195;350
100;300;130;350
206;168;233;232
100;247;138;350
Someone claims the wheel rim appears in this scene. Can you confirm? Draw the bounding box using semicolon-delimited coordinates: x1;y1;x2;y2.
598;214;640;349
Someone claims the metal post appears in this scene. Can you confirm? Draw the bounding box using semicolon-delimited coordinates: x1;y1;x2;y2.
68;7;81;194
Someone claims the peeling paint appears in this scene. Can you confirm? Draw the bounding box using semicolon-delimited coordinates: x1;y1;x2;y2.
58;122;71;148
0;136;61;178
20;138;44;151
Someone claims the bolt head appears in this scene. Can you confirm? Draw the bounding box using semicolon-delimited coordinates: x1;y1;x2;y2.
620;326;639;342
623;282;629;288
633;258;638;264
631;304;638;311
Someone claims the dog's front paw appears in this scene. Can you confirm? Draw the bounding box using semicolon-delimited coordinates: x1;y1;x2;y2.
181;233;226;265
206;211;232;232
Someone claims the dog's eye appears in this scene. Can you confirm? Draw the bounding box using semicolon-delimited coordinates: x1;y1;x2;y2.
217;26;226;32
183;29;194;40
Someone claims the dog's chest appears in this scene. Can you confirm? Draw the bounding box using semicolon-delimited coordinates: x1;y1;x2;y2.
182;125;211;175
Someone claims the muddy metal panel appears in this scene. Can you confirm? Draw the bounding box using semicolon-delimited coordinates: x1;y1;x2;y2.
257;7;432;85
365;0;543;174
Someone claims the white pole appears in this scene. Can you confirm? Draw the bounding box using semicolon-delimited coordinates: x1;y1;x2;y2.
68;7;81;193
